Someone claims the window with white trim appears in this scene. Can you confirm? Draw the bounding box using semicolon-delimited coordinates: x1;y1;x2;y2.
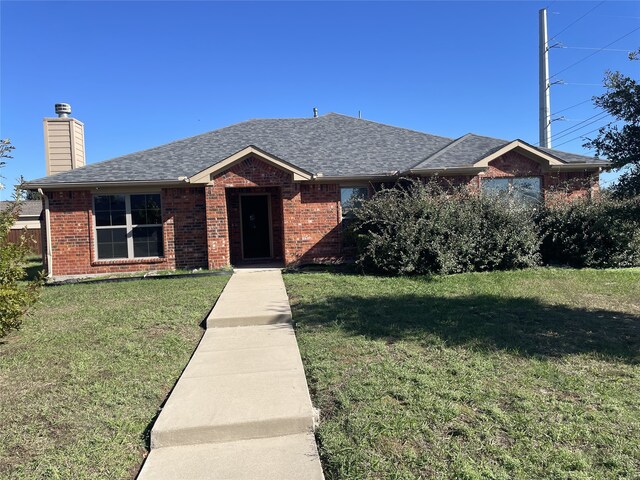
94;194;163;259
481;177;542;206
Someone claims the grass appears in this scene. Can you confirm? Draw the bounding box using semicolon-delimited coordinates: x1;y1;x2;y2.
284;268;640;480
0;274;228;479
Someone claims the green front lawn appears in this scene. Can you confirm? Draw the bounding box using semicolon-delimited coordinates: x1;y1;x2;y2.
0;275;228;479
285;268;640;479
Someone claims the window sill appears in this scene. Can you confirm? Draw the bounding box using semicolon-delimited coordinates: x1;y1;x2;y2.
91;257;166;266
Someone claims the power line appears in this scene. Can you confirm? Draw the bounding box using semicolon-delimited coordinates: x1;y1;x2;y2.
532;111;608;146
550;26;640;79
553;98;593;114
548;1;605;42
561;82;603;87
551;112;610;142
553;122;617;149
559;46;633;52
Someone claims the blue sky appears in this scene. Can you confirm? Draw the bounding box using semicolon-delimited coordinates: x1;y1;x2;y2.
1;1;638;199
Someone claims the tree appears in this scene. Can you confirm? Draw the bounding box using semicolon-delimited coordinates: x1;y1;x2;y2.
584;49;640;198
0;139;42;337
17;176;42;200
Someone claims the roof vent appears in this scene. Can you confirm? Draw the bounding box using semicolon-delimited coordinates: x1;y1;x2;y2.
55;103;71;118
313;107;318;118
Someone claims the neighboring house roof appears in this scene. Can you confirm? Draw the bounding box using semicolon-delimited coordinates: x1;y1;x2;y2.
0;200;42;217
26;113;608;187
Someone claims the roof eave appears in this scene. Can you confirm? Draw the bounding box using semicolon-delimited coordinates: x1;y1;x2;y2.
549;163;609;171
24;179;187;190
408;166;486;175
311;172;400;182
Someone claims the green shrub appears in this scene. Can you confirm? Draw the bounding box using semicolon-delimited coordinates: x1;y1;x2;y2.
0;194;42;336
352;179;541;275
537;195;640;268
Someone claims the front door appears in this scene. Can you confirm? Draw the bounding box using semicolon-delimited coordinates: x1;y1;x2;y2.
240;194;272;259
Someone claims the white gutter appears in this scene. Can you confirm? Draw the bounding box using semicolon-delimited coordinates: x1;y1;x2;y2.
38;189;53;279
408;167;485;175
25;180;185;190
311;172;400;182
548;163;609;171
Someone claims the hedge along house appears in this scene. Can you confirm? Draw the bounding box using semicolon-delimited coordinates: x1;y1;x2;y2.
26;105;609;279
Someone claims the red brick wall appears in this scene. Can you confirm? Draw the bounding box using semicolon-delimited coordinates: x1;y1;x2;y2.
288;184;341;264
205;156;292;268
206;155;342;268
163;187;208;269
476;151;598;203
47;187;208;277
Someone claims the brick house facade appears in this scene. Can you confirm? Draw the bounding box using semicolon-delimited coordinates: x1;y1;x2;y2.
28;112;607;278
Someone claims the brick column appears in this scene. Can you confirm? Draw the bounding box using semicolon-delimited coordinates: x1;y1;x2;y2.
205;183;230;269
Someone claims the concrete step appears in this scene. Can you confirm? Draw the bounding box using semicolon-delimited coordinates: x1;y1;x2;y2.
207;271;292;327
150;325;315;449
138;433;324;480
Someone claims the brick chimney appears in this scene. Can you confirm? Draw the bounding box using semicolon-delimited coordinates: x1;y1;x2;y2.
43;103;86;176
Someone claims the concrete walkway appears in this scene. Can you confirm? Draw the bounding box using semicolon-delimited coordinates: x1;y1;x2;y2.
138;269;324;480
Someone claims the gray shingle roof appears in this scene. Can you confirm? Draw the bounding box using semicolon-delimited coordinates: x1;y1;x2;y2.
27;113;608;186
412;134;509;169
0;200;42;216
537;146;605;164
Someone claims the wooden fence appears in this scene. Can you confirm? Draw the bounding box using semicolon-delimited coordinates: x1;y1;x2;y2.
7;229;43;255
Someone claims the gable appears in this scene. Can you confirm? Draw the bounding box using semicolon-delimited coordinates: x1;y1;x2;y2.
484;151;544;177
189;146;312;184
473;140;564;169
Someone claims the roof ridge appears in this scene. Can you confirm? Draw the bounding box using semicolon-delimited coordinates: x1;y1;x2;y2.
322;112;454;141
464;132;510;143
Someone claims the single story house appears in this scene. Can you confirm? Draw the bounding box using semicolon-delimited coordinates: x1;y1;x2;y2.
0;200;43;255
26;107;609;278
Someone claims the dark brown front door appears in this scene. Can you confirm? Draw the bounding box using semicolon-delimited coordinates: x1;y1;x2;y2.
240;194;272;259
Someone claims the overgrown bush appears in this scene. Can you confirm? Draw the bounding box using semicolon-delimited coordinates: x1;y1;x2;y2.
0;191;42;337
352;179;541;275
537;195;640;268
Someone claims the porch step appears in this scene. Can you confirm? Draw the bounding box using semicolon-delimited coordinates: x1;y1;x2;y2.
207;269;292;328
139;433;324;480
150;324;314;449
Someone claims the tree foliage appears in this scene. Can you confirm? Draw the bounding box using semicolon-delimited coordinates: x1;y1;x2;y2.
351;179;541;275
584;50;640;198
537;195;640;268
0;140;42;337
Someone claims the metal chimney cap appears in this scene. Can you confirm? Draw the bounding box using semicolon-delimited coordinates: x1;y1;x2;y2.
313;107;318;118
55;103;71;118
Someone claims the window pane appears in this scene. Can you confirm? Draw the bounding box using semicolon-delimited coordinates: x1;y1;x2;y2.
341;187;368;218
95;211;111;227
94;195;110;212
110;195;126;211
94;195;126;226
131;209;146;225
146;205;162;224
131;194;162;225
130;195;146;210
481;178;510;195
512;177;541;205
111;209;126;226
96;228;128;259
133;226;163;257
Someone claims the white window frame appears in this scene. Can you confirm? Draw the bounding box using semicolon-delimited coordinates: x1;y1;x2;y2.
93;193;164;260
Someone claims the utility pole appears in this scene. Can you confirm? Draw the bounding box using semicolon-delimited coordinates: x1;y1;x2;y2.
539;8;552;148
